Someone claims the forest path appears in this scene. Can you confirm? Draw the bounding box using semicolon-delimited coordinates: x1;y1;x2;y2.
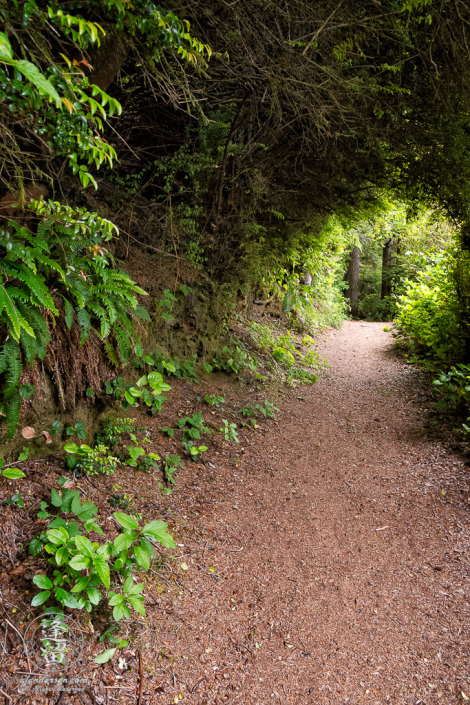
159;322;470;705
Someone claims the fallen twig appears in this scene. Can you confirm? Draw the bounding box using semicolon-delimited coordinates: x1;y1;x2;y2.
138;650;143;705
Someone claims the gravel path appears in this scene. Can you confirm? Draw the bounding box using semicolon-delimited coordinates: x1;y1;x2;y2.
158;321;470;705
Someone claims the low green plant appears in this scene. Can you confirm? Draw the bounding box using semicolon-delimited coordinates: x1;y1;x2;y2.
200;393;225;407
64;442;119;476
241;399;279;421
123;372;171;415
158;288;178;322
157;285;193;323
49;420;63;437
220;420;239;443
163;453;184;485
97;418;140;446
212;340;258;375
143;350;199;383
433;364;470;409
0;458;26;480
247;322;325;384
66;422;86;440
122;446;160;473
176;411;211;459
29;485;175;618
99;624;129;649
4;493;24;507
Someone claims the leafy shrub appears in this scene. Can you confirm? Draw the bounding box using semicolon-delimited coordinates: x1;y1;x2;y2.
433;364;470;410
393;251;462;366
30;485;175;618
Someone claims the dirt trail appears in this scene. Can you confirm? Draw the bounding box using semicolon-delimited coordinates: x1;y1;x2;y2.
156;321;470;705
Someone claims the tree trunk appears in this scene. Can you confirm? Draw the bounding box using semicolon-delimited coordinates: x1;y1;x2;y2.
345;246;360;317
381;237;393;299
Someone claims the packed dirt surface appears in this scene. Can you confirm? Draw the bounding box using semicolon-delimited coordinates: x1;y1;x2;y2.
141;321;470;705
3;321;470;705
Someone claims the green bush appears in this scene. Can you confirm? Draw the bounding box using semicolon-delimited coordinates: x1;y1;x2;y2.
393;251;462;366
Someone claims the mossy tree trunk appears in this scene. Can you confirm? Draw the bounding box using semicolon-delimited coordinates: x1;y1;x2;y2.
381;237;394;299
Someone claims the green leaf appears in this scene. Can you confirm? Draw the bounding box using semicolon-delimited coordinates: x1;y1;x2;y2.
127;583;145;596
94;648;116;664
134;305;151;322
55;547;69;566
93;558;110;589
33;574;53;590
46;529;67;545
31;590;50;606
123;575;134;594
71;576;89;593
50;488;63;507
68;554;92;571
142;520;169;536
64;442;79;453
29;538;43;556
0;32;13;59
113;512;140;531
113;533;135;552
113;603;130;621
2;467;26;479
8;59;61;106
127;595;146;615
134;545;150;571
86;587;101;605
108;592;125;606
75;535;94;558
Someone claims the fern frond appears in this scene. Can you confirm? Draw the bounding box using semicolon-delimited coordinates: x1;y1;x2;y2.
62;296;74;330
20;328;36;366
103;296;117;324
2;339;22;400
114;326;132;362
104;341;120;367
77;307;91;344
5;262;57;313
0;283;35;340
5;391;22;439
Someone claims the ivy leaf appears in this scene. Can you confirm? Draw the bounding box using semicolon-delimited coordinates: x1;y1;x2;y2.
94;648;116;664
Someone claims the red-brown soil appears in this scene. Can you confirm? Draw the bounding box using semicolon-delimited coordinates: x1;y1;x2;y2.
2;321;470;705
